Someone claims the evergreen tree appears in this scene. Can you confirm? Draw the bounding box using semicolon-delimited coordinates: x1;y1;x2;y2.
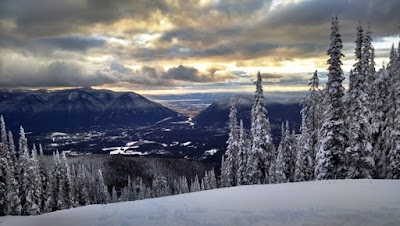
0;156;7;216
60;152;74;209
353;22;364;75
190;175;201;192
220;157;227;187
275;122;296;183
111;187;118;203
222;98;239;187
299;71;321;180
372;68;391;178
315;17;348;180
249;71;276;184
179;176;189;194
236;120;249;185
96;169;109;204
385;42;400;179
295;102;314;182
208;169;218;189
346;23;374;179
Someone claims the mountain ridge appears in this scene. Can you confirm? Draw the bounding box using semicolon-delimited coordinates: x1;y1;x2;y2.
0;87;186;131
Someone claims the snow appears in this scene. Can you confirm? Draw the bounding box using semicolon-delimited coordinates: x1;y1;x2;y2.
204;149;219;155
156;117;173;124
181;141;192;146
1;180;399;226
50;132;69;137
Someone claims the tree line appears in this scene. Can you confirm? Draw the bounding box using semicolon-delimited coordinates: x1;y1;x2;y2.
0;119;218;216
221;17;400;187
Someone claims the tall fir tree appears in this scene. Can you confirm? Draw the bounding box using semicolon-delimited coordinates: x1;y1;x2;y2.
236;120;250;185
298;71;321;180
275;122;296;183
372;68;391;178
249;71;276;184
60;152;74;209
346;22;374;179
385;42;400;179
222;98;239;187
96;169;110;204
315;17;348;180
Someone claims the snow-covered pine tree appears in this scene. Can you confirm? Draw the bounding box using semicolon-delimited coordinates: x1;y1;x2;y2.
19;127;34;215
37;144;49;210
138;177;146;200
111;187;118;203
315;17;348;180
385;42;400;179
60;152;74;209
297;71;321;181
275;122;296;183
346;22;374;179
222;97;239;187
0;144;8;216
209;169;218;189
275;123;287;183
6;163;21;215
220;156;227;187
25;145;42;215
249;71;276;184
372;68;390;178
237;120;250;185
0;118;21;215
364;23;376;97
96;169;109;204
43;177;52;213
179;176;189;194
202;171;210;190
295;103;314;182
119;186;129;202
190;175;201;192
50;151;64;211
0;116;8;152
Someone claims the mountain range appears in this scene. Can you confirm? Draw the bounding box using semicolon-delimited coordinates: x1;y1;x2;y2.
0;88;186;131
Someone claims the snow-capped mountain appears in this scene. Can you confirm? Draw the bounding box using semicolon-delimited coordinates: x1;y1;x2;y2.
0;88;186;131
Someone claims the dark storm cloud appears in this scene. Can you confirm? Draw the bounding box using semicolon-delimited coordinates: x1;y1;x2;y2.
262;0;400;40
104;63;236;86
39;36;107;51
0;61;118;88
1;0;169;37
164;65;235;83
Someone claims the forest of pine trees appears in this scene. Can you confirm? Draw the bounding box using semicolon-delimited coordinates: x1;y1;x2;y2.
221;17;400;187
0;117;218;216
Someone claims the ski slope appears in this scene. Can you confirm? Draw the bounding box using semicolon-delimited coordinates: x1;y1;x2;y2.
1;180;399;226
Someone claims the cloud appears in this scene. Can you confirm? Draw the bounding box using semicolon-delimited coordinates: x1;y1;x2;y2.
39;36;107;51
0;0;398;90
0;57;118;88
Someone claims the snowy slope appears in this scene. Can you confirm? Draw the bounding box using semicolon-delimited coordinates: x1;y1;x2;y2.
1;180;399;226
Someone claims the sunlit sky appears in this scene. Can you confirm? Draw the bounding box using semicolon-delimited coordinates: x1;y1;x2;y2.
0;0;399;95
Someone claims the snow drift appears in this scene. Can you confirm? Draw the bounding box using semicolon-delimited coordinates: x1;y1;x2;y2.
1;180;399;226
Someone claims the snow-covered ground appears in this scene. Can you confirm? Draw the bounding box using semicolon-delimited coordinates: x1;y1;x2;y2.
1;180;399;226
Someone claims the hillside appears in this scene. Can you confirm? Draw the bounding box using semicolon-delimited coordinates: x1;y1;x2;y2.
0;88;186;131
1;180;399;226
194;94;302;141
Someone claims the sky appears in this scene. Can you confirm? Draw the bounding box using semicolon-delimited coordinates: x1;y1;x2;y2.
0;0;399;95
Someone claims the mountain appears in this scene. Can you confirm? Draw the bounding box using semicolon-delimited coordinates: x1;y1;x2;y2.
0;88;186;131
194;94;302;140
2;180;399;226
